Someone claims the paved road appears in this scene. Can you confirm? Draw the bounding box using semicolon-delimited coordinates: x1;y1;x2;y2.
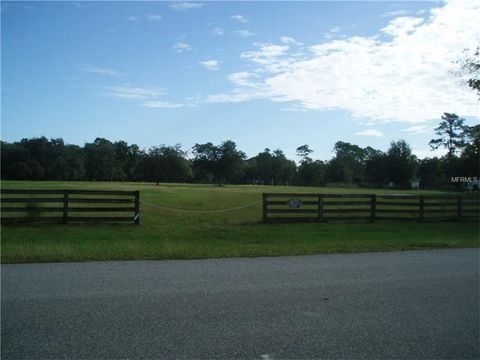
2;249;479;359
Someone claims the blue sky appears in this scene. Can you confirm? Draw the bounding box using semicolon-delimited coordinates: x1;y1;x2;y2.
2;0;479;161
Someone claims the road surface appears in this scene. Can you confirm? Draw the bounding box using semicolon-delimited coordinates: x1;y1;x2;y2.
2;249;479;359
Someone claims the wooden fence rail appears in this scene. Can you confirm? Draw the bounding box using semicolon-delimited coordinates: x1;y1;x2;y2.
1;189;140;224
263;193;479;223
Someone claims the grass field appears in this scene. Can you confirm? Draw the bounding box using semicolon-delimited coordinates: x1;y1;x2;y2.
1;181;479;263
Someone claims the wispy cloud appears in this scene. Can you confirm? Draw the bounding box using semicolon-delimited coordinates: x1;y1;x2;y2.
233;30;254;37
228;72;259;87
402;125;433;134
212;27;224;36
127;16;138;22
241;43;289;64
230;14;248;23
207;91;262;104
323;26;342;40
280;36;302;46
200;59;220;71
142;101;185;108
354;129;384;137
73;3;88;9
381;9;409;18
84;67;124;77
173;41;192;53
106;85;192;110
207;0;479;124
107;86;165;100
146;14;162;21
169;2;204;11
280;106;307;112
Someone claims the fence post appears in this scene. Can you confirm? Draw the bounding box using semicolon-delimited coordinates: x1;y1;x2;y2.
134;191;140;225
262;193;267;223
419;195;424;222
317;195;324;222
370;194;376;223
457;196;463;221
63;190;69;224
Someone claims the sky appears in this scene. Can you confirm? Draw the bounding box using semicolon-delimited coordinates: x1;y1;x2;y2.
1;0;479;161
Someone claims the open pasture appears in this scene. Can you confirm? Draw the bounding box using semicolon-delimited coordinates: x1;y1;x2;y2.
1;181;479;263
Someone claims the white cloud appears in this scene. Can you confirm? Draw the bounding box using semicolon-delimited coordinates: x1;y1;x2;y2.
381;16;424;37
200;59;220;70
169;2;204;11
146;14;162;21
107;86;165;100
230;14;248;23
280;36;303;46
127;16;138;22
173;41;192;53
280;107;307;112
240;43;289;64
402;125;433;134
212;27;224;36
142;101;185;108
208;0;480;123
84;67;123;77
381;9;409;18
206;91;259;103
105;85;192;109
354;129;384;137
233;30;254;37
323;27;341;40
228;72;258;87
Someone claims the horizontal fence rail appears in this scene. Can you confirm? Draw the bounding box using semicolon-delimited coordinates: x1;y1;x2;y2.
263;193;480;223
1;189;140;224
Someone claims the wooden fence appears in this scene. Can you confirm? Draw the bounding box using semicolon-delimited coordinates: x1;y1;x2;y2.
1;189;140;224
263;193;480;223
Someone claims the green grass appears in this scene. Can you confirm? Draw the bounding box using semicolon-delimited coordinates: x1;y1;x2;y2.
1;181;479;263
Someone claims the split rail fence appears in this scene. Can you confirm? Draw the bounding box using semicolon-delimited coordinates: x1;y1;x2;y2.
1;189;140;224
263;193;480;223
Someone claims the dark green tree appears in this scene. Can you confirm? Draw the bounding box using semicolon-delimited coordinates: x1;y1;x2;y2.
297;160;326;186
271;150;296;185
296;144;313;163
254;149;273;184
63;144;85;180
325;141;367;184
386;140;417;188
139;144;191;183
459;124;480;177
216;140;246;184
84;138;118;181
417;157;446;188
249;148;296;185
429;113;466;155
192;142;220;183
365;151;388;185
192;141;245;184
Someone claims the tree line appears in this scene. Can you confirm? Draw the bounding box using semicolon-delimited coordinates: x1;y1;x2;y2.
1;113;478;189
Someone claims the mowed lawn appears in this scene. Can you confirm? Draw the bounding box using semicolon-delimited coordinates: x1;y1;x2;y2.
1;181;479;263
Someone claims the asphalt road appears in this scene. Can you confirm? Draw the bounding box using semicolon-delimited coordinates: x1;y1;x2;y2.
2;249;479;359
